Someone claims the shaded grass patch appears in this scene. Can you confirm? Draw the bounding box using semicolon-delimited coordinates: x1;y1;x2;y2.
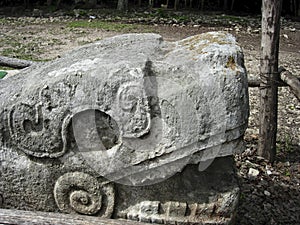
68;20;142;32
0;71;7;79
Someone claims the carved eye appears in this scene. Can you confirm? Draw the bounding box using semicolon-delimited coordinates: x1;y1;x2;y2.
118;85;144;111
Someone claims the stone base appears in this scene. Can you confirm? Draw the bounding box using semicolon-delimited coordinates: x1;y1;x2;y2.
115;156;239;225
0;145;238;225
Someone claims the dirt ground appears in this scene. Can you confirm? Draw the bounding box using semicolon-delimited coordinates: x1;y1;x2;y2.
0;8;299;225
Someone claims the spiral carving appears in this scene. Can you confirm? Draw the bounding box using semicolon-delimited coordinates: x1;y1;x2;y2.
54;172;115;217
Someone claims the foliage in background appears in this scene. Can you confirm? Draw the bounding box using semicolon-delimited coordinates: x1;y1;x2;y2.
0;0;299;16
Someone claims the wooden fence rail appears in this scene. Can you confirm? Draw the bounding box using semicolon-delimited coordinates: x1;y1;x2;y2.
0;208;151;225
0;56;36;69
1;55;299;101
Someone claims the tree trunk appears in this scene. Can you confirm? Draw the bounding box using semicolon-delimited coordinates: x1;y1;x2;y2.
258;0;282;163
88;0;97;7
117;0;128;10
293;0;297;16
223;0;228;11
230;0;235;10
184;0;188;8
174;0;179;10
200;0;204;10
149;0;153;8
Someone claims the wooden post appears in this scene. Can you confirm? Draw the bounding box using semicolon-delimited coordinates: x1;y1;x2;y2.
258;0;282;163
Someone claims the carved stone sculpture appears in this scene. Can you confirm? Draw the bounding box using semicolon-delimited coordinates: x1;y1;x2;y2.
0;32;249;224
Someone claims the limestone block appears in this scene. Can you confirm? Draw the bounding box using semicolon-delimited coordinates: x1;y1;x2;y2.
0;32;249;225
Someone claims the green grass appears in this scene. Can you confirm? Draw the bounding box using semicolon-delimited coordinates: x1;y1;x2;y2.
1;46;39;61
0;71;7;79
0;35;53;61
68;20;141;32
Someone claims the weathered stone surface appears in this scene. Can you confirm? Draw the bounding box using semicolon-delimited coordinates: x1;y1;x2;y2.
116;157;240;225
0;208;153;225
0;32;248;224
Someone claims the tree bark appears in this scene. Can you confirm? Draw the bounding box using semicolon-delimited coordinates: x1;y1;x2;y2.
149;0;153;8
88;0;97;7
230;0;235;10
223;0;228;11
258;0;282;163
174;0;179;10
200;0;205;10
0;55;36;69
0;208;151;225
117;0;128;10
